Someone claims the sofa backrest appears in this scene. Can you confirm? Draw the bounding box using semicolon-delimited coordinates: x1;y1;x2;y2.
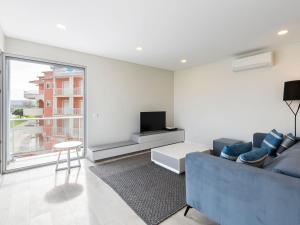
253;132;300;148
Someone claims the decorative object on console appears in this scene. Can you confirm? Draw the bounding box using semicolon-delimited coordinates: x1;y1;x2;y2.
283;80;300;136
276;133;297;155
261;129;283;156
220;142;252;161
237;147;269;168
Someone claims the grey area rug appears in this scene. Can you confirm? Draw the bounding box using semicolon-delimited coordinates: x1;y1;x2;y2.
89;152;186;225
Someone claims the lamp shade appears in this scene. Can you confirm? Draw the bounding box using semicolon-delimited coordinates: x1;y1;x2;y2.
283;80;300;101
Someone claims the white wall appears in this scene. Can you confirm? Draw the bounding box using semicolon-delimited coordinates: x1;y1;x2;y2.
5;38;174;146
174;43;300;147
0;26;5;51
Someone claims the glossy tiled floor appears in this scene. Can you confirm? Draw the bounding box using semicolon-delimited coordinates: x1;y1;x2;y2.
0;157;217;225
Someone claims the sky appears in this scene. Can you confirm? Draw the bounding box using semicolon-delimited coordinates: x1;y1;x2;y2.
9;60;51;100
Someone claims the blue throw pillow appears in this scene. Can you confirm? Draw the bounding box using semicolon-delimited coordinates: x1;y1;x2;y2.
261;129;283;156
237;147;269;168
276;133;296;155
220;142;252;161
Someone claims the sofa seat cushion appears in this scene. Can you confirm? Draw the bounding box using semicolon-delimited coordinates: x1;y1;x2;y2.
237;147;269;167
261;129;283;156
273;151;300;179
220;142;252;161
273;158;300;178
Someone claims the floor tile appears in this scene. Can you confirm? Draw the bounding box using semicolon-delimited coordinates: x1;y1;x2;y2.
0;159;216;225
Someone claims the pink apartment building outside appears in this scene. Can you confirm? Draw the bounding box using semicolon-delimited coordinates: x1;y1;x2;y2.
22;66;84;155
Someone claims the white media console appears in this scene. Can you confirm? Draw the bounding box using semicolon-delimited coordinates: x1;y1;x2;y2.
87;129;185;162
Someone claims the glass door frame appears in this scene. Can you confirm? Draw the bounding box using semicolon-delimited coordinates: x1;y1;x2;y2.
0;51;3;174
1;53;87;174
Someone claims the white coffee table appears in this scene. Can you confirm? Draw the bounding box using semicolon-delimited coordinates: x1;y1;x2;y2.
151;142;209;174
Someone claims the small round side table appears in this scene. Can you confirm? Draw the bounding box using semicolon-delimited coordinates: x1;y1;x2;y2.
54;141;82;173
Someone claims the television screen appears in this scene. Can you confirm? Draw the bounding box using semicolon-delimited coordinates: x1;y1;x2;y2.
140;111;166;132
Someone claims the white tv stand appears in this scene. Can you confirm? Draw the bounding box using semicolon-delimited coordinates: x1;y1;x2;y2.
87;129;184;162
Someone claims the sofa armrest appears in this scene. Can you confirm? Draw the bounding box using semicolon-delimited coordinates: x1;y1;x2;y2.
185;152;300;225
253;132;267;147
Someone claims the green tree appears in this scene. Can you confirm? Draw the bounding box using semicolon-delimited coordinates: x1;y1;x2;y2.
12;108;24;118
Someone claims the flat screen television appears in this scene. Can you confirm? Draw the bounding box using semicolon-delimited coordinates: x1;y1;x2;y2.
140;111;166;132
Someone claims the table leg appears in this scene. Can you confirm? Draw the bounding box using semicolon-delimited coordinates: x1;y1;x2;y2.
75;147;81;167
55;151;61;171
67;149;71;174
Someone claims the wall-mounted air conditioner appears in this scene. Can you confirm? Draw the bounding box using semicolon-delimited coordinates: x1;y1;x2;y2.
232;52;274;72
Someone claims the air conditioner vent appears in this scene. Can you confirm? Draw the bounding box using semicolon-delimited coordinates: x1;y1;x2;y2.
232;52;274;72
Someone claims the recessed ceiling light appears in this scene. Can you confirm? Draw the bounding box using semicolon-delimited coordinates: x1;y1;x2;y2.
277;29;288;36
56;24;66;30
181;59;187;63
136;46;143;51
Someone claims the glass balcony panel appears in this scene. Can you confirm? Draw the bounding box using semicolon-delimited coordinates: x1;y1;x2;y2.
8;116;84;170
55;88;72;96
73;87;83;95
24;90;44;100
54;108;82;115
23;108;44;116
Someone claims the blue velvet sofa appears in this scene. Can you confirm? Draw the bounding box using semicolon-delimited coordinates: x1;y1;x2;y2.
185;133;300;225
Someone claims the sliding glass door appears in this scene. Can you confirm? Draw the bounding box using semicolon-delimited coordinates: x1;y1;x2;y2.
2;55;86;172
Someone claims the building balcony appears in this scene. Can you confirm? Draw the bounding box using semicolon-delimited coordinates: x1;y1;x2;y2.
73;108;83;115
73;87;83;96
54;108;82;115
54;108;72;115
23;108;44;116
54;88;72;96
24;90;44;100
10;119;43;134
52;127;83;138
8;117;83;162
54;88;83;96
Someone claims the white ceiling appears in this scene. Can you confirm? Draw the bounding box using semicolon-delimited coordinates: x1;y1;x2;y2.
0;0;300;71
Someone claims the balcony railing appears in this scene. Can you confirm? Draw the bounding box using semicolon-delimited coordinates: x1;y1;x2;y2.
54;108;82;115
11;120;43;134
55;88;72;96
74;87;83;95
52;127;83;138
55;108;71;115
54;88;83;96
23;108;43;116
24;90;44;100
73;108;83;115
9;116;84;158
